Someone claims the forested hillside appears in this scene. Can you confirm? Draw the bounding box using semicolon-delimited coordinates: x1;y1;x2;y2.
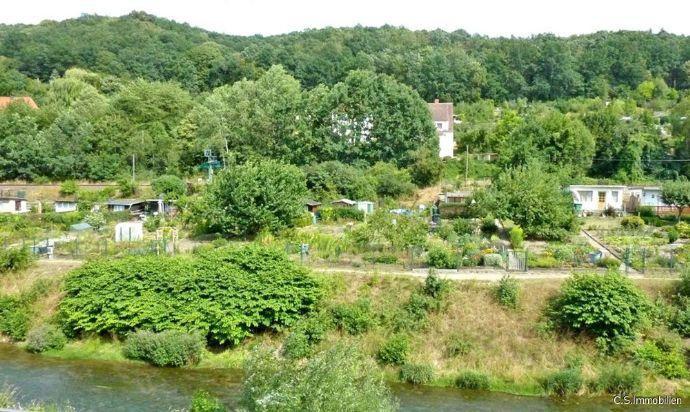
1;11;690;183
2;11;690;100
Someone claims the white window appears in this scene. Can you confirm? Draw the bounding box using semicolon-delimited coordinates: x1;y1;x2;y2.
579;191;593;203
611;191;619;203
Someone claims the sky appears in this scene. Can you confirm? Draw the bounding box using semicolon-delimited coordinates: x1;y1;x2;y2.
1;0;689;37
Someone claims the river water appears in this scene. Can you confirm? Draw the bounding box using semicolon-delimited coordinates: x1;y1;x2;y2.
0;344;683;411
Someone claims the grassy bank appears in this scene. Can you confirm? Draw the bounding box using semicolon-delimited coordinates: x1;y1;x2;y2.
2;260;690;398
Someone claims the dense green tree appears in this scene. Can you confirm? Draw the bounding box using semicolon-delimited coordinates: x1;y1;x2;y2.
194;160;308;237
303;161;376;200
312;70;437;166
662;179;690;221
480;162;576;240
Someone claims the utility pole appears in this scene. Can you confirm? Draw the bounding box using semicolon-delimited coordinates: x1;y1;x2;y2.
464;145;469;188
131;154;136;183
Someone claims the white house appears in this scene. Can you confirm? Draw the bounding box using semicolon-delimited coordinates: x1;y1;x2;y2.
428;99;454;158
627;186;666;207
568;185;626;214
0;196;29;214
54;198;78;213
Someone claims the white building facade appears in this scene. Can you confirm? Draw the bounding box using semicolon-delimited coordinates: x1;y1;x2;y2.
428;99;455;158
568;185;626;213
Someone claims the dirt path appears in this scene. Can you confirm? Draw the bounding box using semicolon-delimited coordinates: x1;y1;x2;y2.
309;265;653;282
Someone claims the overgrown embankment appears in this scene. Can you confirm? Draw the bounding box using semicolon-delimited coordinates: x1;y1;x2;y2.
1;249;690;399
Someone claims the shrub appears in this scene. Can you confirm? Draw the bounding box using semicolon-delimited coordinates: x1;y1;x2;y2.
547;273;650;351
423;270;451;299
638;206;655;217
282;331;311;359
400;363;435;385
597;257;620;270
333;207;365;221
0;247;33;273
529;255;559;268
445;334;472;357
426;245;458;269
668;227;679;243
480;216;498;235
455;370;490;390
363;252;398;264
59;180;79;196
509;226;524;249
151;175;186;200
494;275;519;309
83;212;106;230
670;302;690;337
25;324;67;353
123;330;204;367
59;245;322;345
241;344;396;411
541;368;583;397
592;365;642;394
482;253;503;267
370;162;416;198
634;340;688;379
621;215;644;230
190;390;226;412
377;334;410;365
331;299;375;335
117;178;137;197
677;271;690;298
452;218;475;236
0;296;30;340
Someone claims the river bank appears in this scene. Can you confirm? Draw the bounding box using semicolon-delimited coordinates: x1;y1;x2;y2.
2;343;680;411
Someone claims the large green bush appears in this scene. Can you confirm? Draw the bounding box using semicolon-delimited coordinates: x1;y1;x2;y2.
193;159;308;237
123;330;204;367
59;245;322;345
0;296;30;340
25;324;67;353
241;344;396;411
548;273;649;351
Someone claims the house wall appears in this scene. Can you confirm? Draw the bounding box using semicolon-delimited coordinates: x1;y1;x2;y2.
355;201;374;214
0;200;28;214
439;132;454;158
642;190;665;207
570;186;625;212
55;201;77;213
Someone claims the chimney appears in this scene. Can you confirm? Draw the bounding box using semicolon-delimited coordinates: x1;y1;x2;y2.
434;99;440;103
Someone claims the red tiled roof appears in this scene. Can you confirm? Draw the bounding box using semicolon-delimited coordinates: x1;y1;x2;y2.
0;96;38;109
428;99;453;123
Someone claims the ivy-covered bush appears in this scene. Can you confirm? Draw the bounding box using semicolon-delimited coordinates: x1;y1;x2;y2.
25;324;67;353
123;330;204;367
59;245;322;345
634;340;688;379
547;273;649;351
